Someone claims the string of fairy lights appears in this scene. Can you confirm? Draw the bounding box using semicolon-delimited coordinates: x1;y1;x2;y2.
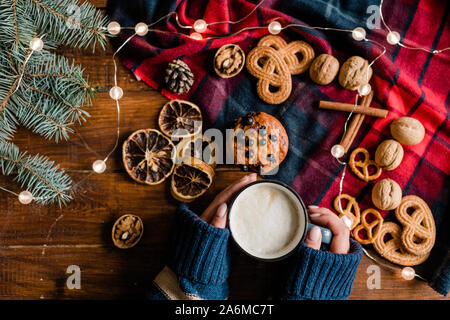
1;0;449;280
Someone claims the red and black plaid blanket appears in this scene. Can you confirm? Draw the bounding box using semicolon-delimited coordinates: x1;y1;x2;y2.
107;0;450;296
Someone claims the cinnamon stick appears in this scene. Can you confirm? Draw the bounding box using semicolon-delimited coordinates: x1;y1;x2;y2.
340;91;375;152
319;100;387;118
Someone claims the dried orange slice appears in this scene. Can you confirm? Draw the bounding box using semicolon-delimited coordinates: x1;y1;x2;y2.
158;100;202;138
171;157;215;202
175;134;218;167
123;129;175;185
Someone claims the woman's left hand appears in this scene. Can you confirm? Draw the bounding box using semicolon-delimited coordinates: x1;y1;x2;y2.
305;206;351;254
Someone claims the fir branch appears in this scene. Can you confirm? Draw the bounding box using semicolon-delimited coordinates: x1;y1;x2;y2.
0;1;36;52
14;95;74;142
24;0;108;50
12;0;20;48
0;139;72;205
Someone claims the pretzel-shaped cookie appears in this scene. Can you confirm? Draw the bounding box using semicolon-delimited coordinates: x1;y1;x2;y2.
246;46;292;104
246;35;315;104
353;208;383;244
395;195;436;256
373;222;429;266
349;147;382;181
257;35;315;75
333;194;360;230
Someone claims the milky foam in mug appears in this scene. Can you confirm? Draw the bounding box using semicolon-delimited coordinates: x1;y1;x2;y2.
229;182;306;260
228;180;332;261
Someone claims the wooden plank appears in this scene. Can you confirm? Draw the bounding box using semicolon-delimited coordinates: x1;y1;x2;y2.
0;246;445;299
86;0;108;9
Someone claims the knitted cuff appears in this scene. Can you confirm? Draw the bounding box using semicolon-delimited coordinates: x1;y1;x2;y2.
167;204;230;286
281;239;363;300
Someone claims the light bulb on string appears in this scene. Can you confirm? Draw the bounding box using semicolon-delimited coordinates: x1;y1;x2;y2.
386;31;401;45
18;191;33;205
358;83;372;96
401;267;415;280
190;32;203;40
331;144;345;159
342;215;353;229
268;21;282;35
109;86;123;100
30;38;44;51
193;19;207;33
92;160;107;174
135;22;149;36
352;27;366;41
107;21;121;35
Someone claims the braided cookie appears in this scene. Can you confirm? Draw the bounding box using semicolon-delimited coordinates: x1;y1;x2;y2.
246;35;314;104
257;35;315;75
373;222;429;266
395;195;436;256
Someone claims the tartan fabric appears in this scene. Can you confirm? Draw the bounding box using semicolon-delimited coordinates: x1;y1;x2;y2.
107;0;450;296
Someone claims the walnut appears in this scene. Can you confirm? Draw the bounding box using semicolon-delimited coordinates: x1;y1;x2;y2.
338;56;372;90
309;54;339;85
112;214;144;249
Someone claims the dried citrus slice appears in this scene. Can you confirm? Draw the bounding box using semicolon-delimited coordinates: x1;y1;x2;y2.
171;157;215;202
175;134;218;167
123;129;175;185
158;100;202;138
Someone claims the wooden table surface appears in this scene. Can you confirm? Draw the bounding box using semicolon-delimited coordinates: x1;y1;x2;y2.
0;0;447;300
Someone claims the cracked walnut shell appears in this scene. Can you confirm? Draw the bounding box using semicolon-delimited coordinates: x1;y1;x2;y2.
214;44;245;78
112;214;144;249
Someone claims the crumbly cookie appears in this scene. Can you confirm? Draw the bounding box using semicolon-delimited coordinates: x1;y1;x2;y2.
371;178;402;211
390;117;425;145
338;56;373;90
228;112;289;174
375;139;404;171
309;54;339;85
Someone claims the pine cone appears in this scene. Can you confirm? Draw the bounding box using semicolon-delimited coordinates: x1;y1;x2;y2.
164;59;194;95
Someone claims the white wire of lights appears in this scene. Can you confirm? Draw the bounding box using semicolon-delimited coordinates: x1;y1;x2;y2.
379;0;450;53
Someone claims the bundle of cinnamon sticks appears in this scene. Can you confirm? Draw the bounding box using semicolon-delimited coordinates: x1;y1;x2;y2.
319;91;381;152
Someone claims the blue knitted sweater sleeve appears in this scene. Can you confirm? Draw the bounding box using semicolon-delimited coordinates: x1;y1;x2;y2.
279;240;363;300
149;204;230;300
